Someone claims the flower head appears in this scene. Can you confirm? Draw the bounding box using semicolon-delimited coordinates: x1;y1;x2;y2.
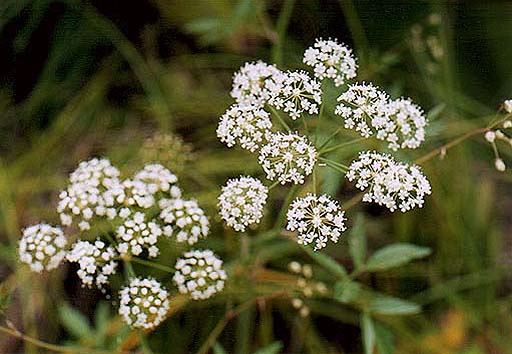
116;212;162;257
173;249;227;300
57;158;124;230
18;224;67;273
347;151;431;212
303;38;358;86
231;61;284;106
217;104;273;152
373;98;427;150
66;239;118;288
286;194;346;251
335;82;389;138
218;176;268;232
504;99;512;114
268;71;322;120
258;132;317;185
159;199;209;245
119;277;169;329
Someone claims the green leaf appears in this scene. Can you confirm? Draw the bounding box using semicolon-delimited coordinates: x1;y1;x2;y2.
334;280;361;304
58;303;93;339
361;312;375;354
365;243;431;272
374;322;394;354
253;341;283;354
348;214;366;269
305;248;347;278
369;296;421;315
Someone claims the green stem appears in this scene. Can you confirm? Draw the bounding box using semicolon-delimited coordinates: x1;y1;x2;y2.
319;157;349;170
268;106;291;132
268;180;280;190
130;257;174;273
320;137;366;155
273;185;300;231
138;331;154;354
320;158;349;174
271;0;296;66
317;127;344;151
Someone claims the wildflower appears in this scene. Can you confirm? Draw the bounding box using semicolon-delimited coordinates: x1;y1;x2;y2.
231;61;284;107
57;158;124;230
504;99;512;114
258;132;317;185
347;151;432;212
504;120;512;129
218;176;268;232
335;82;389;138
116;212;162;258
173;249;227;300
303;38;358;86
118;277;169;329
217;104;273;152
159;199;209;245
18;224;67;273
286;194;346;251
373;98;427;150
495;158;506;172
268;71;322;120
485;131;496;143
66;239;117;288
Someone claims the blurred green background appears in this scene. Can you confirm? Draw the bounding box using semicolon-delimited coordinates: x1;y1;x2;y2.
1;0;512;353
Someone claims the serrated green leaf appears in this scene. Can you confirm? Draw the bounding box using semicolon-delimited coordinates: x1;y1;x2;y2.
253;341;283;354
369;296;421;315
361;312;375;354
334;280;361;303
374;322;394;354
305;248;347;279
365;243;431;272
349;214;366;269
58;303;93;339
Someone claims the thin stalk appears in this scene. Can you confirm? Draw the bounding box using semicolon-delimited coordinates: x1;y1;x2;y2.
273;185;300;231
320;137;366;155
271;0;296;66
138;331;154;354
130;257;174;273
317;127;344;151
269;106;291;132
312;169;317;194
268;180;280;190
319;157;349;170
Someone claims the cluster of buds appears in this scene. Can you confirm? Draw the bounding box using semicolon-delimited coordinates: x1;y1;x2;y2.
484;102;512;172
288;261;327;317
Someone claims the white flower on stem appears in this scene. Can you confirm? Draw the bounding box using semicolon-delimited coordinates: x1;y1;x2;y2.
485;131;496;143
115;212;162;258
268;71;322;120
347;151;432;212
18;224;67;273
335;82;389;138
218;176;268;232
373;98;427;150
258;132;317;185
217;104;273;152
286;194;346;251
504;99;512;114
118;277;169;330
231;61;285;107
57;158;124;230
303;38;358;86
66;239;118;288
173;249;227;300
495;158;506;172
159;199;209;245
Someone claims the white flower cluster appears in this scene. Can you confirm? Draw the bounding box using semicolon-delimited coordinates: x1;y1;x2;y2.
173;250;227;300
18;224;67;273
57;158;124;230
118;277;170;330
347;151;432;212
286;194;346;250
217;104;273;152
259;132;317;184
116;211;162;258
303;38;358;86
160;199;210;245
268;71;322;120
66;240;117;288
231;61;284;107
484;111;512;172
218;176;268;232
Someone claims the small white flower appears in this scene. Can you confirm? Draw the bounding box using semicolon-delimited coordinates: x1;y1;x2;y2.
159;199;209;245
335;82;389;138
231;61;285;107
115;212;162;257
218;176;268;232
347;151;432;212
286;194;346;251
258;132;317;185
485;131;496;143
66;239;118;288
495;158;506;172
504;99;512;114
57;158;124;230
18;224;67;273
303;38;358;86
118;277;169;329
268;71;322;120
217;104;273;152
173;249;227;300
373;98;427;150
